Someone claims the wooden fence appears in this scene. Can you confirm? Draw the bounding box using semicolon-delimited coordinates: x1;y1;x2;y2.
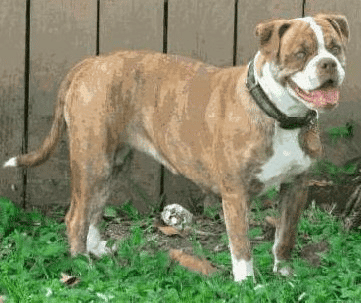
1;0;361;213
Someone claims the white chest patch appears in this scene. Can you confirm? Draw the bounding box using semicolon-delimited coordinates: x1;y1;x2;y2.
257;125;312;191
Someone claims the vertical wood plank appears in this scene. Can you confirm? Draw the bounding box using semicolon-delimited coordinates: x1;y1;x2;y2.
27;0;97;207
236;0;303;66
101;0;164;52
168;0;234;66
100;0;164;213
165;0;235;210
0;1;26;204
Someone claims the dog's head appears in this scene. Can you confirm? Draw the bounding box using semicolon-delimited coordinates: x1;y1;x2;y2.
255;14;349;111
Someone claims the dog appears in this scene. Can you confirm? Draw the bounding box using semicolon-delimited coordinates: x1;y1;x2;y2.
3;14;349;282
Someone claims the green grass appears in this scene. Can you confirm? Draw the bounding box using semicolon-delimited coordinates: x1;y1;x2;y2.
1;196;361;302
311;159;357;184
326;122;354;142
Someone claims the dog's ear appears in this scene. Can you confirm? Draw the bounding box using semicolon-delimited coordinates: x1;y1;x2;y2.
317;14;350;44
255;19;291;59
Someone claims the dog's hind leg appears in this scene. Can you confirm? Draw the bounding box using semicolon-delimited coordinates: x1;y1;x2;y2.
272;174;309;276
65;134;119;257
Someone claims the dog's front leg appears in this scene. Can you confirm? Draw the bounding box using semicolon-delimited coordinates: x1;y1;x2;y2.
221;185;254;282
272;174;309;276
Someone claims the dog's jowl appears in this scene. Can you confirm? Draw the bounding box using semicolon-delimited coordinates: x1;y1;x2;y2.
4;14;349;283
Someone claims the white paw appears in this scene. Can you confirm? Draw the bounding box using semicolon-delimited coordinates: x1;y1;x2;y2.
273;262;293;276
86;224;116;258
88;240;116;258
231;256;255;283
273;258;293;276
3;157;17;168
278;265;293;276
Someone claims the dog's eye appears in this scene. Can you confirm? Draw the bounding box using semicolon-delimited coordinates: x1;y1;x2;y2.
330;46;341;55
295;51;306;60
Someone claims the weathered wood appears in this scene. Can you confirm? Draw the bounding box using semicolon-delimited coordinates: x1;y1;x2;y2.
100;0;164;52
27;0;97;206
168;0;234;66
0;0;26;205
165;0;235;211
342;183;361;230
100;0;164;213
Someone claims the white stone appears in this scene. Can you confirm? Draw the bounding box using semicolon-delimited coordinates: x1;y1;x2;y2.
161;204;193;230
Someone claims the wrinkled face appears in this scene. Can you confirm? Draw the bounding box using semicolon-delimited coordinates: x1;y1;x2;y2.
256;14;349;110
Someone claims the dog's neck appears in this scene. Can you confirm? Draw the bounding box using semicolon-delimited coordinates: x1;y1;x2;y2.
254;51;311;118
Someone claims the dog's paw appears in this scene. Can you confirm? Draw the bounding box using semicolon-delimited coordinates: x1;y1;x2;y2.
232;258;256;283
86;224;117;258
87;240;117;258
273;261;293;277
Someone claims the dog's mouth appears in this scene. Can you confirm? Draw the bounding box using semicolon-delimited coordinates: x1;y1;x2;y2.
288;79;340;109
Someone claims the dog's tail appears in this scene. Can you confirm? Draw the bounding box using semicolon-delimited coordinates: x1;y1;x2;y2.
3;69;74;168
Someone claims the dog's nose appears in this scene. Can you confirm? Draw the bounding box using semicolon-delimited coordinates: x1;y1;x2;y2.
319;58;337;73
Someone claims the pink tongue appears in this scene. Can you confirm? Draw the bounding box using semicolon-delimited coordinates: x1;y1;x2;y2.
299;88;340;106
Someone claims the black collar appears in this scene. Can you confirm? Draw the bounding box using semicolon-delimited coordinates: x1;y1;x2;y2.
246;59;317;129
